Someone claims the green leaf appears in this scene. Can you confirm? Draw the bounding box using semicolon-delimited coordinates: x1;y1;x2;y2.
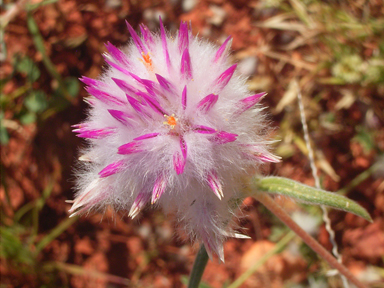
64;77;80;98
15;56;40;82
352;126;374;153
0;112;9;144
0;226;34;265
20;112;36;124
0;126;9;144
253;176;372;222
25;90;48;113
34;216;78;255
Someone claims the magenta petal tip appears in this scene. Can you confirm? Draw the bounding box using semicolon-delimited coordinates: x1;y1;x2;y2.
236;92;267;115
151;175;167;204
133;133;160;141
214;131;238;144
99;160;125;178
182;86;187;110
180;48;193;80
197;94;218;113
118;141;143;154
213;64;237;92
125;20;147;54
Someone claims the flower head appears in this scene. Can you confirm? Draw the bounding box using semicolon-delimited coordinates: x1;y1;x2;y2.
71;19;280;262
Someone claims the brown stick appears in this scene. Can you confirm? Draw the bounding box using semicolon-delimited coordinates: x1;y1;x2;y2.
253;192;368;288
0;0;28;29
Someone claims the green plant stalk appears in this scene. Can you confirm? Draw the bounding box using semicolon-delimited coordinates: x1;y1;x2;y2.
26;13;74;104
338;163;380;195
188;244;209;288
34;216;78;255
253;192;369;288
228;231;296;288
256;177;372;222
26;0;59;11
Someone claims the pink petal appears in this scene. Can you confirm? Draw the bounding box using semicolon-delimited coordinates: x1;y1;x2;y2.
140;79;161;99
242;144;281;163
133;133;160;140
75;128;115;139
118;141;143;154
126;94;151;119
112;78;138;95
213;36;232;63
85;86;125;105
99;160;125;178
159;16;171;71
155;74;175;93
213;64;237;92
108;109;134;125
139;24;154;47
69;179;100;214
193;125;217;134
197;94;218;113
257;153;282;163
79;76;105;88
138;91;167;116
173;151;186;175
105;42;130;67
104;57;132;76
126;70;144;84
71;123;85;129
207;171;224;200
178;21;189;53
128;190;151;219
235;92;266;115
180;48;192;80
125;21;148;54
151;175;167;204
83;97;96;106
173;137;188;175
180;136;187;159
182;85;187;110
202;235;224;263
126;94;143;110
212;131;238;144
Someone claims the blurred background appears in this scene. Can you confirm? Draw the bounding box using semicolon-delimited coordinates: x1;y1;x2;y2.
1;0;384;287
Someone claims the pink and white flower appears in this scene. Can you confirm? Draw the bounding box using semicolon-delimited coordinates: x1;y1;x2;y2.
71;19;280;261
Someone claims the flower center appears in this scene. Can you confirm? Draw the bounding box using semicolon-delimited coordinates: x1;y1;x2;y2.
163;114;178;129
141;52;153;71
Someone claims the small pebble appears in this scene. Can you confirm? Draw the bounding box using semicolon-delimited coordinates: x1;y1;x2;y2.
182;0;198;12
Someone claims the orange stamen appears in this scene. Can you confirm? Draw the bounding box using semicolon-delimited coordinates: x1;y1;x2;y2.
141;52;153;71
163;114;178;129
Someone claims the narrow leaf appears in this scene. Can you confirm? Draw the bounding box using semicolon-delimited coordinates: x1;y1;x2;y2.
253;176;372;222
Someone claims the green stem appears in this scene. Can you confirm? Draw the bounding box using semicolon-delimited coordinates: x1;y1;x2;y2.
253;192;369;288
188;244;209;288
338;163;379;195
34;216;78;255
26;13;74;104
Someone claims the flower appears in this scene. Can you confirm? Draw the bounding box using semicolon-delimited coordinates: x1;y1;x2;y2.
70;19;280;262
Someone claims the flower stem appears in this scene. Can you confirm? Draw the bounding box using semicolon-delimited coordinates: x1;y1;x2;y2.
188;244;209;288
253;192;369;288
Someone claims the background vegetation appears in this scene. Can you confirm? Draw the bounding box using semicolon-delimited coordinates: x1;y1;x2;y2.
1;0;383;287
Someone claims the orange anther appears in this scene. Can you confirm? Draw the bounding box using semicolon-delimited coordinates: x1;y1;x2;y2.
141;52;153;71
163;114;178;129
167;116;177;126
